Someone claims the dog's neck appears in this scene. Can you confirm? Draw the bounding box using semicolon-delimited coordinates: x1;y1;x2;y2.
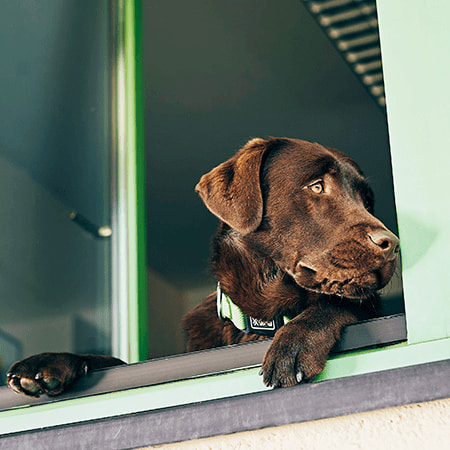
211;224;311;321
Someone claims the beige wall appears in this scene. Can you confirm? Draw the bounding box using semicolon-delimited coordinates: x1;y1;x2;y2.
147;270;185;358
150;398;450;449
147;269;215;359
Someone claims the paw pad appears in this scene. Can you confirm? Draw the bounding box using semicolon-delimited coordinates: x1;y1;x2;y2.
20;378;41;394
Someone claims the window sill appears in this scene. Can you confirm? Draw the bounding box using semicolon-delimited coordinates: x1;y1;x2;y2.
0;313;407;412
1;315;449;448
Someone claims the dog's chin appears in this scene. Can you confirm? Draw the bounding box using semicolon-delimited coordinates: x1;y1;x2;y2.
292;260;396;300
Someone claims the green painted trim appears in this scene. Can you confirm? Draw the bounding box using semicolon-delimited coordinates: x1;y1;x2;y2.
1;339;448;436
133;1;149;362
317;338;448;382
124;0;148;362
377;0;450;343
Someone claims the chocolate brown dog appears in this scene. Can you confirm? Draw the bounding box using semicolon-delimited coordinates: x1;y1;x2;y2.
7;137;399;396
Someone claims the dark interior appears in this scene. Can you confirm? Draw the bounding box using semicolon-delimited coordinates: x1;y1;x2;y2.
142;0;403;357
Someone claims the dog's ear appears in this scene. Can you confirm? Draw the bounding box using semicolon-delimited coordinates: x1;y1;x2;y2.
195;138;269;234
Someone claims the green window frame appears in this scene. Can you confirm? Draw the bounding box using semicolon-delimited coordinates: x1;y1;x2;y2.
111;0;148;365
0;0;449;443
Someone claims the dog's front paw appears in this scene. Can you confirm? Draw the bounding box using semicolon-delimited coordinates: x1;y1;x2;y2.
260;323;329;388
7;353;88;397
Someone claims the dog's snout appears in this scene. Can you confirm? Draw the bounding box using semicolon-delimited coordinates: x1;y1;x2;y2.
368;229;400;259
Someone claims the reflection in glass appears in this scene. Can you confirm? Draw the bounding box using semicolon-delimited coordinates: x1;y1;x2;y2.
0;0;113;382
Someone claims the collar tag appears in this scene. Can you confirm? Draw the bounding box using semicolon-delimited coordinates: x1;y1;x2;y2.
248;317;276;331
246;316;285;337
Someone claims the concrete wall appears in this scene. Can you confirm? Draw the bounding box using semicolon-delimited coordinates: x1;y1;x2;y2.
152;398;450;449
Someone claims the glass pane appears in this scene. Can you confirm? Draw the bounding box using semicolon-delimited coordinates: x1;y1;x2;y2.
0;0;113;382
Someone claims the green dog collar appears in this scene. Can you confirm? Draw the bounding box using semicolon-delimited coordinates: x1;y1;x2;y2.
216;283;290;336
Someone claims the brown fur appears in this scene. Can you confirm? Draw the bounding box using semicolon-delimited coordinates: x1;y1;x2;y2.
183;137;399;387
7;137;399;396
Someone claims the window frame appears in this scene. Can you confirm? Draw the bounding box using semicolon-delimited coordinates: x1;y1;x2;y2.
111;0;148;363
0;0;449;443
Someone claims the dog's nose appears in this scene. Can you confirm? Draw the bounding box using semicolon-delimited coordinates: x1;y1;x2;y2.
368;229;400;260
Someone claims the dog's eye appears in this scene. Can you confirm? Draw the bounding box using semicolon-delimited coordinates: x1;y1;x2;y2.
309;181;324;194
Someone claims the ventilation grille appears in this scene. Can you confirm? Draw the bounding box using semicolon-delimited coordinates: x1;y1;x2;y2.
303;0;385;109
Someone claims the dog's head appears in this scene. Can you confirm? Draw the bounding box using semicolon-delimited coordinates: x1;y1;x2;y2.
196;137;399;299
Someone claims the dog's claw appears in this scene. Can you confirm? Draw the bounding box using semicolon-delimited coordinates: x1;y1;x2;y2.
296;371;303;383
8;384;22;395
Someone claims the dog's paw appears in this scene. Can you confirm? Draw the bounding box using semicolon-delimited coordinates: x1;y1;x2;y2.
7;353;88;397
260;324;328;388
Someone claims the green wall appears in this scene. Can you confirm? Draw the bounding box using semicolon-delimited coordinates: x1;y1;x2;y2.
377;0;450;343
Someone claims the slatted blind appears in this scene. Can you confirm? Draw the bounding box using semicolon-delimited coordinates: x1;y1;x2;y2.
304;0;385;108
